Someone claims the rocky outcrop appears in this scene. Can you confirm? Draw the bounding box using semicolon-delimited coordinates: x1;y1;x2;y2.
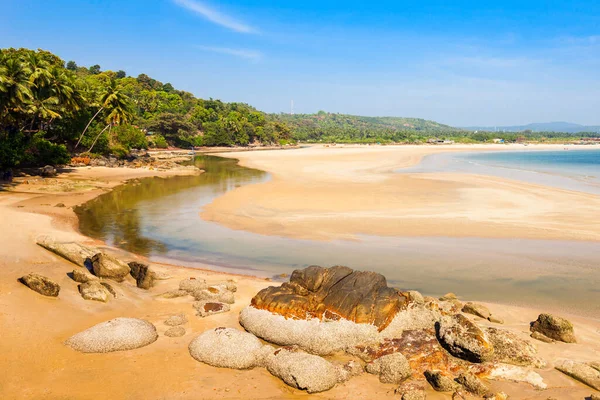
435;314;494;363
194;301;230;317
485;327;545;368
78;281;110;302
250;266;408;331
555;360;600;391
128;262;155;289
91;253;130;282
424;370;460;392
264;347;340;393
36;237;96;268
66;318;158;353
19;273;60;297
72;268;98;283
530;314;576;343
189;327;268;369
366;352;411;384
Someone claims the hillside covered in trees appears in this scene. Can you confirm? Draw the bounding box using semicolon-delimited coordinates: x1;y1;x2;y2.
1;48;598;169
0;47;293;169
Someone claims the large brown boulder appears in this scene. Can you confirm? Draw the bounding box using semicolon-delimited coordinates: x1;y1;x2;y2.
530;313;576;343
19;273;60;297
435;314;494;363
91;253;130;282
128;262;155;289
250;265;407;331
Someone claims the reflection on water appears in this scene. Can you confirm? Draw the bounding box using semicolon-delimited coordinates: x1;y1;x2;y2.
76;155;600;318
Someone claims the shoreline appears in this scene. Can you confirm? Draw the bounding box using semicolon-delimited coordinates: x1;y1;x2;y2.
1;146;600;399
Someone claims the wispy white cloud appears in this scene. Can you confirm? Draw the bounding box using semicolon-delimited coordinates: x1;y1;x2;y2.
173;0;256;34
196;45;262;61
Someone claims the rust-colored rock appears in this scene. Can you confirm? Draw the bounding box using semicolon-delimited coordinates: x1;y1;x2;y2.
250;265;408;330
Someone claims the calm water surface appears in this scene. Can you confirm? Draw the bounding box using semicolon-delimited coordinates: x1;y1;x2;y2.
75;153;600;317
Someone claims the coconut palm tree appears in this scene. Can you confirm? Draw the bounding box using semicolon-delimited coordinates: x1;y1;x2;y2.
0;57;32;122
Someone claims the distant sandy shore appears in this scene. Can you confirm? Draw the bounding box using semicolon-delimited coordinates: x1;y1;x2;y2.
202;144;600;242
1;153;600;399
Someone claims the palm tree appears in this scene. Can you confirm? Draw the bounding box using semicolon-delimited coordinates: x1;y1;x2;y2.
0;57;33;122
76;79;131;149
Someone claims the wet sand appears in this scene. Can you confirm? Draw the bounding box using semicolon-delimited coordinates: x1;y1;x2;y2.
1;156;599;399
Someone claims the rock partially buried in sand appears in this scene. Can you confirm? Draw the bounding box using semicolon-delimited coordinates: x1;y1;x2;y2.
91;253;130;282
435;314;494;363
487;364;547;389
165;326;186;337
485;327;546;368
366;352;412;384
72;268;98;283
462;302;491;319
555;360;600;391
78;281;110;302
454;372;490;396
189;327;267;369
36;237;96;268
250;265;407;331
194;301;231;317
128;262;155;289
265;347;340;393
164;314;187;326
19;273;60;297
530;313;576;343
66;318;158;353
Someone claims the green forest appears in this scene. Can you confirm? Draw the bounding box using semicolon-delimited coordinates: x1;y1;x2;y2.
1;47;598;169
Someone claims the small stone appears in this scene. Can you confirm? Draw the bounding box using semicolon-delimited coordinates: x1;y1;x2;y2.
530;313;576;343
530;331;555;343
366;352;411;384
19;273;60;297
40;165;56;177
488;315;504;324
164;314;187;326
483;393;508;400
439;292;457;301
455;372;490;396
424;370;460;392
407;290;425;305
179;278;207;293
194;301;231;317
158;289;189;299
164;326;186;337
78;281;110;302
462;302;491;319
72;268;98;283
54;203;66;208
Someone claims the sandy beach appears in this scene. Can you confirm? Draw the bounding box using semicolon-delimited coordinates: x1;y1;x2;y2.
202;144;600;242
1;147;599;399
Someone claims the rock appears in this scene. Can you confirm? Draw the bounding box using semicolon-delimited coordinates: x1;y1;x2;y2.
589;394;600;400
158;289;189;299
250;265;407;331
78;281;110;302
91;253;130;282
488;364;547;389
555;360;600;391
530;331;555;343
485;327;546;368
239;305;379;355
265;347;339;393
462;302;491;319
71;268;98;283
164;314;187;326
164;326;186;337
424;370;460;392
19;273;60;297
488;315;504;324
54;203;65;208
483;393;508;400
101;282;117;298
36;237;96;268
590;362;600;372
335;360;363;383
407;290;425;305
128;262;155;289
189;327;266;369
179;278;207;293
530;314;576;343
366;352;411;384
396;382;426;400
455;372;490;396
435;314;494;363
66;318;158;353
439;293;457;301
192;286;235;304
194;301;231;317
40;165;56;177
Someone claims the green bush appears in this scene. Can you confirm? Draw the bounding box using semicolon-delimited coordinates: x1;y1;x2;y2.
0;131;27;169
22;133;71;166
149;134;168;148
112;125;148;150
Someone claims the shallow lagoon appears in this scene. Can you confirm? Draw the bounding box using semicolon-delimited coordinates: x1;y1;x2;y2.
75;152;600;317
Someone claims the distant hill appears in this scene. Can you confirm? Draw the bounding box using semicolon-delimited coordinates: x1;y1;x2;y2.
464;122;600;133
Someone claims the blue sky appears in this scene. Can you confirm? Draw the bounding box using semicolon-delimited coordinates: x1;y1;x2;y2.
2;0;599;126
